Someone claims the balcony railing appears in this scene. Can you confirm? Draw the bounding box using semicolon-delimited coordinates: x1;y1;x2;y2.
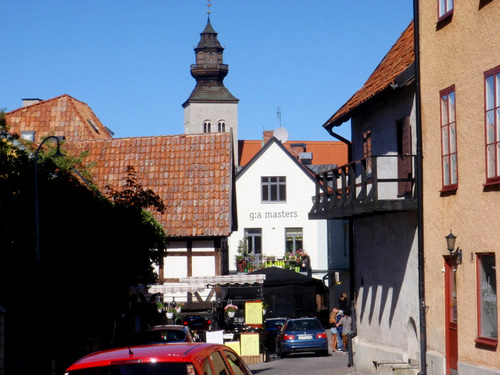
309;154;417;219
236;254;311;274
190;63;229;70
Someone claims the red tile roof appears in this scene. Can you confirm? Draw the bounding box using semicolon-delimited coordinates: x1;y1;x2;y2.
324;21;414;129
5;94;113;142
238;138;348;167
64;133;234;238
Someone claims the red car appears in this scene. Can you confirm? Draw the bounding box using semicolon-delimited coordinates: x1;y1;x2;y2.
64;343;252;375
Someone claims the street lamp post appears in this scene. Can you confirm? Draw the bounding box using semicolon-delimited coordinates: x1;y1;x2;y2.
34;136;64;262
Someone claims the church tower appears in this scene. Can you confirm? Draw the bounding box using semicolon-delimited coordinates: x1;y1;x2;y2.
183;16;239;163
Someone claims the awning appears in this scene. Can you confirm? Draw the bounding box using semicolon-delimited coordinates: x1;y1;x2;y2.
180;274;266;286
148;283;207;294
147;274;266;295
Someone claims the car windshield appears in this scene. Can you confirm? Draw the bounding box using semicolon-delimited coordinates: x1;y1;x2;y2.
147;330;187;342
287;320;322;331
266;320;285;328
67;362;187;375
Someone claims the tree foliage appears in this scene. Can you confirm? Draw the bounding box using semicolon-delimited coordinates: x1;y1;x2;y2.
0;112;167;374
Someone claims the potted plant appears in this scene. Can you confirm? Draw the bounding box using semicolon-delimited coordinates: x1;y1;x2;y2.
175;302;185;314
224;303;238;318
166;307;176;319
236;239;248;272
156;302;165;313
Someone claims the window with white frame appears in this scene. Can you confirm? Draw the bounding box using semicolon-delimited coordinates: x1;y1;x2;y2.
203;120;211;133
218;121;226;132
485;67;500;182
261;176;286;202
244;228;262;255
285;228;303;253
440;86;458;189
476;253;497;344
438;0;453;20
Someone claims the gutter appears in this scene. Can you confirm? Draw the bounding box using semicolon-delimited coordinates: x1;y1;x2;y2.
413;1;428;374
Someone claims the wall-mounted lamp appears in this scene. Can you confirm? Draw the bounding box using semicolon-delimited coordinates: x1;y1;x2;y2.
445;230;462;264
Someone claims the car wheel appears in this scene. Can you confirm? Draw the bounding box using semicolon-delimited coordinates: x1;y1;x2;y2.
318;350;329;357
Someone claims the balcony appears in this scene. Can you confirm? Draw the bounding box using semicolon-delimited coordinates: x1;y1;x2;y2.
236;252;311;275
309;154;417;220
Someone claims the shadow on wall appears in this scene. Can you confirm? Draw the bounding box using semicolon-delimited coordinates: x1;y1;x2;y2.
355;212;418;327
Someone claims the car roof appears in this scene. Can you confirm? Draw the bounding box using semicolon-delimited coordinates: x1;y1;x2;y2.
151;325;187;331
287;317;318;321
66;343;225;371
265;317;287;320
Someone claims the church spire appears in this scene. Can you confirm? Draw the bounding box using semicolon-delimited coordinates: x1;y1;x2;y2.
182;11;239;165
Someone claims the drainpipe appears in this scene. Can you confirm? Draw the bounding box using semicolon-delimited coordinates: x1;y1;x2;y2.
325;127;356;367
413;1;428;374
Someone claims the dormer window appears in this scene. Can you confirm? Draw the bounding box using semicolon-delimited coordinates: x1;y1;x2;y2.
203;121;211;133
218;121;226;132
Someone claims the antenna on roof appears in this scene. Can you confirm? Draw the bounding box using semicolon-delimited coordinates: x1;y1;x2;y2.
277;107;282;127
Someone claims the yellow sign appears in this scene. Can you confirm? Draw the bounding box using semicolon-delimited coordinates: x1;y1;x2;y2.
240;333;260;356
225;341;241;355
245;301;263;325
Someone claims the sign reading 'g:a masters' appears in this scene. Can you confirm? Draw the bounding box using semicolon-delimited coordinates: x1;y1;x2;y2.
249;210;298;221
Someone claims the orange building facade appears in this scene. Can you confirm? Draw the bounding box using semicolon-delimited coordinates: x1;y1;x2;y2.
419;1;500;374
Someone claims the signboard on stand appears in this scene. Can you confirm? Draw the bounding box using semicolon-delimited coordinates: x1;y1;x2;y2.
244;301;263;326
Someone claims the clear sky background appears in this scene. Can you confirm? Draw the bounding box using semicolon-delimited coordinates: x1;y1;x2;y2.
3;1;413;142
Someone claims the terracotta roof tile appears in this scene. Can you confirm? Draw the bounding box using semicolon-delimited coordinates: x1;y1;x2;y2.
324;21;414;128
238;139;348;167
63;133;234;238
5;94;113;142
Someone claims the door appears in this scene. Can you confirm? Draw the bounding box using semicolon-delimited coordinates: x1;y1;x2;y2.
444;257;458;374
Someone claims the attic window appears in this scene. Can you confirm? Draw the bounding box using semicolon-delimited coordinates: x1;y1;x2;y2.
21;131;35;142
87;119;100;134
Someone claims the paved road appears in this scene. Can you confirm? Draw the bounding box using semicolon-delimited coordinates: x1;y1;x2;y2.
248;351;365;375
248;332;368;375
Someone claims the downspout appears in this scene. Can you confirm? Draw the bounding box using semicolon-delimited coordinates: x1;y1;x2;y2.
325;127;356;367
413;1;428;374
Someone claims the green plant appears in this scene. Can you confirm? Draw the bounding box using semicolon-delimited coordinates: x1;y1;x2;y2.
156;302;165;310
224;304;238;312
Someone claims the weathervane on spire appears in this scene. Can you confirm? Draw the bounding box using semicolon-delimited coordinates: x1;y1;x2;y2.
207;0;211;15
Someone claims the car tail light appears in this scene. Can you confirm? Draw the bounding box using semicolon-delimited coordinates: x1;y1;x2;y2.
183;321;188;325
316;332;327;339
207;320;211;324
283;334;295;340
186;363;196;375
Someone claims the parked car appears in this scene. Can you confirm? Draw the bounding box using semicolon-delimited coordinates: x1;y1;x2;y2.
277;317;328;357
264;317;287;351
64;343;253;375
141;325;198;344
183;314;212;331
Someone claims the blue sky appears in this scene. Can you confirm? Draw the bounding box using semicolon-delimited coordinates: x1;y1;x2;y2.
3;1;413;142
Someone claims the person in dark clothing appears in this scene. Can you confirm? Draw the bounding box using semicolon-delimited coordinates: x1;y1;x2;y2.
338;293;348;311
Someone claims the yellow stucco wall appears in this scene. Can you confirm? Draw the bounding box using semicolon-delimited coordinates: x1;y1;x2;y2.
419;1;500;372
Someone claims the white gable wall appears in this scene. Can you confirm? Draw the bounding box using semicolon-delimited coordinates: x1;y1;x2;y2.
229;141;328;275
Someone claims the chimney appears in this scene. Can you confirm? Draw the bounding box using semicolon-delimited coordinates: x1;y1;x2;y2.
290;143;306;154
263;130;274;145
22;98;42;107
